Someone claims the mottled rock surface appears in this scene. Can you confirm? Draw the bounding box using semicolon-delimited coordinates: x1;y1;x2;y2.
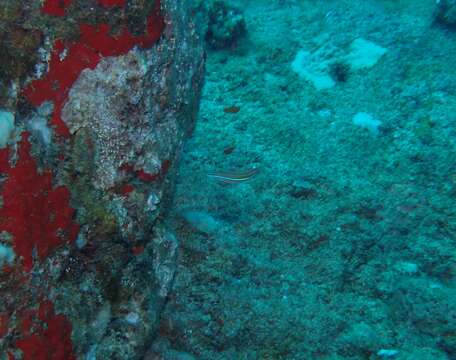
0;0;204;358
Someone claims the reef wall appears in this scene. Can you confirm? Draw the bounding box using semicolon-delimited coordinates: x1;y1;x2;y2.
0;0;205;358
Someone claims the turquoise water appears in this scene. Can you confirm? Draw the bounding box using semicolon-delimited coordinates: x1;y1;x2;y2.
161;1;456;359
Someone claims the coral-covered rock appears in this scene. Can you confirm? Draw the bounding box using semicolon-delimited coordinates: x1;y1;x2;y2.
435;0;456;29
204;1;247;49
0;0;204;358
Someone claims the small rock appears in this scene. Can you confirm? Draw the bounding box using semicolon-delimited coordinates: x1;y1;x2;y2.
339;322;380;351
0;244;15;267
125;312;140;325
353;112;382;135
344;38;387;70
395;261;419;275
0;110;15;148
290;179;317;199
181;210;220;234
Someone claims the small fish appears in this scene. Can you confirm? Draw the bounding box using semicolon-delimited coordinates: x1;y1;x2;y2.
223;106;241;114
207;168;259;184
223;145;235;155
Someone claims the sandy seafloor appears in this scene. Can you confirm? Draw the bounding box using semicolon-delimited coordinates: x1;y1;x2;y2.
158;1;456;359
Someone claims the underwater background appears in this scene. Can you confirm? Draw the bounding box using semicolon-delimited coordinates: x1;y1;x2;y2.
0;0;455;359
160;0;456;359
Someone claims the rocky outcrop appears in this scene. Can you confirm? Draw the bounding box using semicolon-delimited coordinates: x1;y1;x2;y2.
0;0;205;358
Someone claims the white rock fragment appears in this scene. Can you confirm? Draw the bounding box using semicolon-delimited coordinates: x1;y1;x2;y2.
395;261;419;275
147;192;160;212
353;112;382;135
317;109;332;118
345;38;387;70
0;243;15;267
76;233;87;249
377;348;399;358
85;345;98;360
430;282;443;289
29;116;52;145
0;110;15;148
291;50;335;90
291;37;386;91
125;312;140;325
26;103;53;146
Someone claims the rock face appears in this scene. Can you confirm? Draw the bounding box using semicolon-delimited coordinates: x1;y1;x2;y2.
0;0;205;358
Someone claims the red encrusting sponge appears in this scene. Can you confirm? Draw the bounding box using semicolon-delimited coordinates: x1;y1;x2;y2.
0;133;79;272
15;301;76;360
98;0;126;7
41;0;72;17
